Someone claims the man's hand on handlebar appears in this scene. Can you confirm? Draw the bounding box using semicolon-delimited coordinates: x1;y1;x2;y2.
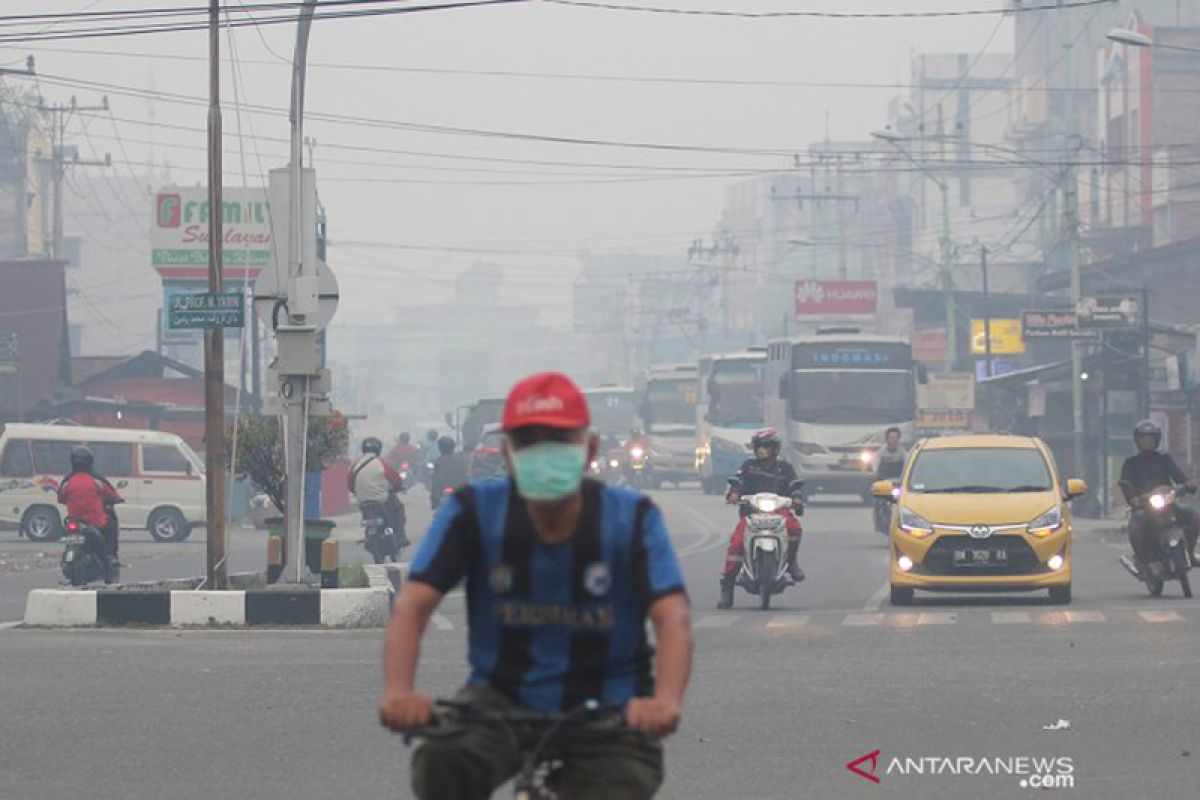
624;695;681;739
725;492;741;505
379;689;433;732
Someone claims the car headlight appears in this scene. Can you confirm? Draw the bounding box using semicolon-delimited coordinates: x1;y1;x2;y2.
899;506;933;538
792;441;825;456
1027;505;1062;537
858;449;874;465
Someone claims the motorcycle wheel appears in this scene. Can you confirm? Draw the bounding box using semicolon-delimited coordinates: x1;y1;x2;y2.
1148;577;1165;597
68;555;94;587
1174;549;1193;598
757;551;776;611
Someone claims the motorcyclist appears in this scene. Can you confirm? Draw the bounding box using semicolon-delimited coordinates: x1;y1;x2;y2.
1120;420;1199;570
57;445;123;582
428;436;468;510
388;432;419;469
418;429;441;475
349;437;409;546
718;428;803;609
871;426;907;480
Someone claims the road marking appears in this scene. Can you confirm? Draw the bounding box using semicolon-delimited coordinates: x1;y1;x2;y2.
694;614;739;628
917;612;957;626
431;613;454;631
992;611;1032;624
765;614;809;629
1139;610;1185;624
843;613;884;627
1064;611;1106;623
863;582;889;612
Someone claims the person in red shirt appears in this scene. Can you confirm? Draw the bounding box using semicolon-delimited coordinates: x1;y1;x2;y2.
57;446;123;570
387;432;420;470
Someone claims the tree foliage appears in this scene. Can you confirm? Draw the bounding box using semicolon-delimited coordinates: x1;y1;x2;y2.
227;411;349;514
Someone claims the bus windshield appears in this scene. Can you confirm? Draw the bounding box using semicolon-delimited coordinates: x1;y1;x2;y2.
789;370;914;425
708;360;764;426
644;379;697;427
586;391;635;437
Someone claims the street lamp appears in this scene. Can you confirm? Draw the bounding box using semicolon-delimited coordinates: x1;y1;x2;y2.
871;128;957;370
1108;27;1200;54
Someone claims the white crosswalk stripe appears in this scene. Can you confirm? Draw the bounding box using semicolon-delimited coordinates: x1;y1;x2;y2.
1064;611;1106;623
1139;610;1185;623
917;612;957;626
694;614;739;628
765;615;809;629
843;613;885;627
992;611;1032;624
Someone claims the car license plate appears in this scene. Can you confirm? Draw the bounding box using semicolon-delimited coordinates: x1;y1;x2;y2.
953;548;1007;566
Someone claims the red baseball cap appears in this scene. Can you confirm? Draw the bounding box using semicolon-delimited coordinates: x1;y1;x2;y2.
502;372;591;432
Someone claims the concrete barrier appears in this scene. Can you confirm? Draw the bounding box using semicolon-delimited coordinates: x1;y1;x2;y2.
24;589;96;626
319;588;390;627
171;591;247;626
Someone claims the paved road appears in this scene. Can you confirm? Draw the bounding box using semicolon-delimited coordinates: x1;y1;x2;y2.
2;488;1198;799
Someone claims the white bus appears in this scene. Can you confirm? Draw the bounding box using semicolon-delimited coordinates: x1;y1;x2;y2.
635;364;699;488
765;329;921;501
695;349;766;494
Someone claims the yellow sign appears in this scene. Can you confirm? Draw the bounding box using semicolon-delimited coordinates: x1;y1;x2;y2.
916;409;970;429
970;319;1026;355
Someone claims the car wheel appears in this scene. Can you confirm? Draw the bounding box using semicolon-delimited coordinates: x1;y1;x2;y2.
148;508;190;543
1048;584;1072;604
889;585;913;606
21;505;62;542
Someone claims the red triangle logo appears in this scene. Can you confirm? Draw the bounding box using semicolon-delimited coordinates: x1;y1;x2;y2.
846;749;881;784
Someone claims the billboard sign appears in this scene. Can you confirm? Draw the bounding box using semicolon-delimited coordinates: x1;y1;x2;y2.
912;328;948;365
152;187;272;272
794;280;877;319
917;372;975;411
167;292;245;330
1022;309;1097;340
970;318;1026;355
1077;295;1140;329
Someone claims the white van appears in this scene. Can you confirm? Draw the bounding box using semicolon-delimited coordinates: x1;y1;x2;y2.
0;423;206;542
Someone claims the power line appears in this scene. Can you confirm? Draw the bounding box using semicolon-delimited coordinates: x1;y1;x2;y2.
541;0;1115;20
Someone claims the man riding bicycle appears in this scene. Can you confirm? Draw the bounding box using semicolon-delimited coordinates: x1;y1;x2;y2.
379;372;694;800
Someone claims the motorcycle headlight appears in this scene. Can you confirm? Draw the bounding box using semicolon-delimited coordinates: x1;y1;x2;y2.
899;506;933;538
1149;493;1168;510
629;446;645;459
755;497;779;513
609;459;619;469
1027;505;1063;537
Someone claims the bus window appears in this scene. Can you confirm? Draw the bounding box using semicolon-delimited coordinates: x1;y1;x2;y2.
0;440;33;477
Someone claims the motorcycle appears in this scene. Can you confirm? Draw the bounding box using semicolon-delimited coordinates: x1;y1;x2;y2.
60;516;118;586
397;461;413;485
1119;483;1195;598
431;484;455;511
729;477;804;610
625;442;650;489
359;498;404;564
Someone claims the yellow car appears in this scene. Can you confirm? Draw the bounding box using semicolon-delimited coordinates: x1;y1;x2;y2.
873;434;1086;606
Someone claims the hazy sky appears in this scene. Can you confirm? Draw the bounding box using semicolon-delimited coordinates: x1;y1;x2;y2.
2;1;1011;326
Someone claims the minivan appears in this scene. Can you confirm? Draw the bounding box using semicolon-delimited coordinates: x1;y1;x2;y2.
0;423;206;542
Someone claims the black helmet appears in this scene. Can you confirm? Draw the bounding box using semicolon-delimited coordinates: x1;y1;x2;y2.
426;429;438;442
70;445;95;472
362;437;383;456
437;436;456;455
1133;419;1161;448
399;432;411;444
751;428;782;457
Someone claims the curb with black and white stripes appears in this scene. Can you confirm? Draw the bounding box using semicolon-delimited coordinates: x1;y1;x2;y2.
23;587;391;628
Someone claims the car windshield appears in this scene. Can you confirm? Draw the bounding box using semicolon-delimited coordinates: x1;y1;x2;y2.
907;448;1053;493
789;370;914;424
708;361;764;426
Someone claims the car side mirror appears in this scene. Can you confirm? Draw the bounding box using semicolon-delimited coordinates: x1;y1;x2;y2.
1065;478;1087;499
872;479;896;500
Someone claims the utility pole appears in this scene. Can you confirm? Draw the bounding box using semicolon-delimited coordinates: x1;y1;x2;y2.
36;94;111;387
204;0;228;590
980;245;992;378
1062;32;1086;483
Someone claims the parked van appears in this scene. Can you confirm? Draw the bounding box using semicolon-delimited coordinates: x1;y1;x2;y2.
0;423;205;542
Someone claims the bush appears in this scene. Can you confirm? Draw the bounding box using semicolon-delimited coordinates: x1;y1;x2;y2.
227;411;349;514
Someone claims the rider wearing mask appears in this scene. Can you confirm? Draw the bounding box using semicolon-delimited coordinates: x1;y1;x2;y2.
428;436;467;509
871;426;907;480
380;372;693;800
719;428;803;609
57;445;123;579
349;437;408;545
1120;420;1199;568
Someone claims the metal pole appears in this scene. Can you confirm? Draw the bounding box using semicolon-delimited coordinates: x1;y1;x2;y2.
283;0;318;583
1141;284;1151;421
204;0;228;590
981;245;992;378
939;180;956;371
1101;341;1109;516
